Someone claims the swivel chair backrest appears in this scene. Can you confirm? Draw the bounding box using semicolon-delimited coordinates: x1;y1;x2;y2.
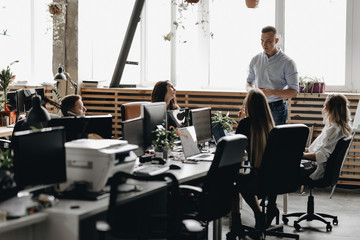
313;135;353;188
198;134;247;221
120;102;150;121
259;124;309;195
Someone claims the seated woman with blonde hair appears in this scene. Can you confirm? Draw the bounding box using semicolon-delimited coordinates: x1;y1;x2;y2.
302;93;352;180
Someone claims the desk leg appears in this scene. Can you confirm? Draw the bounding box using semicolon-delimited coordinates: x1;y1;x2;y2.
213;218;222;240
283;194;288;214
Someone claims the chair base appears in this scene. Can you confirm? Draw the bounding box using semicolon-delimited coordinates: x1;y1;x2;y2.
282;211;336;232
241;224;299;240
282;190;338;232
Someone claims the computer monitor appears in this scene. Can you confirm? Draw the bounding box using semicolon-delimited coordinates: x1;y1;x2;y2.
141;102;167;150
190;107;212;144
13;127;67;189
6;91;17;111
48;114;113;142
15;88;46;121
122;117;144;156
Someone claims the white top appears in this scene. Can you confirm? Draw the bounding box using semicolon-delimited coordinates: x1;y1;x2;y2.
308;124;344;180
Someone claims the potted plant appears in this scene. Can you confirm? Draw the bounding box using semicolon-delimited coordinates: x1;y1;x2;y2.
212;111;237;134
0;60;18;126
299;76;325;95
0;148;14;192
152;121;179;160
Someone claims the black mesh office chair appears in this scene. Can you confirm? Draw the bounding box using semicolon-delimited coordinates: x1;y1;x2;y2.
282;134;354;232
180;134;248;239
239;124;309;240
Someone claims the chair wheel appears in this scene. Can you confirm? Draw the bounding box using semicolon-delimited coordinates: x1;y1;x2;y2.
333;218;338;225
282;216;289;224
326;223;332;232
294;222;301;231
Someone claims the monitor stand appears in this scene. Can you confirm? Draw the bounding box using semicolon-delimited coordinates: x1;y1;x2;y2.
199;142;210;153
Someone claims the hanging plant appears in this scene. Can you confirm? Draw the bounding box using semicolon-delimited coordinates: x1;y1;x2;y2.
48;2;67;47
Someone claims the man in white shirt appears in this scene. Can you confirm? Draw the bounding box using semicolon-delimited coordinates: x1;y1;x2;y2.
246;26;299;125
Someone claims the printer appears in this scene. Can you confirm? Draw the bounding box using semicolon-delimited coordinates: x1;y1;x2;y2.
61;139;138;192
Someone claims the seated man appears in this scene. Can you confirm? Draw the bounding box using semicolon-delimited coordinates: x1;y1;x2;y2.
60;94;87;117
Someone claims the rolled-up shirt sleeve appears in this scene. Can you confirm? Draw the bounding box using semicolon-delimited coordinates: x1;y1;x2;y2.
284;60;299;92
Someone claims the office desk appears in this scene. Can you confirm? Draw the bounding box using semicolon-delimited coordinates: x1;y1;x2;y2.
29;160;212;240
0;127;13;138
0;212;47;240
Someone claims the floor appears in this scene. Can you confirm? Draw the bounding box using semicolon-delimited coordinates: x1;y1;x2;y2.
211;186;360;240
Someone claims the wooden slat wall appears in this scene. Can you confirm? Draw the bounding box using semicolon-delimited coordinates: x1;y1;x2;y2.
80;87;360;186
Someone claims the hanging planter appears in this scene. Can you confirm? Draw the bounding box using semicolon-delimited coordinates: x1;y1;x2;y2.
186;0;200;3
245;0;259;8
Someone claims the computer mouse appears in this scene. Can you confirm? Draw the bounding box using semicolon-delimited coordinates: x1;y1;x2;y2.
169;163;182;170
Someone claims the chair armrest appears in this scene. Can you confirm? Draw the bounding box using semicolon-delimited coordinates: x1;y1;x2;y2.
96;220;111;232
0;139;11;144
179;184;202;194
182;219;205;233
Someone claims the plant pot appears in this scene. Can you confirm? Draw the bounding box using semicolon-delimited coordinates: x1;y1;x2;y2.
299;82;325;93
154;147;169;160
0;111;16;126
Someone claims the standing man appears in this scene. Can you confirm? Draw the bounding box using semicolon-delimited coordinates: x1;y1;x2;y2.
246;26;299;125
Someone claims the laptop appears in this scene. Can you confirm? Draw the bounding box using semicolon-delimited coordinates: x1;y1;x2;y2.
212;121;226;145
178;126;214;161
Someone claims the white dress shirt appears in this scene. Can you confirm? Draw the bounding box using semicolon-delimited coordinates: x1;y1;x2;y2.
308;124;344;180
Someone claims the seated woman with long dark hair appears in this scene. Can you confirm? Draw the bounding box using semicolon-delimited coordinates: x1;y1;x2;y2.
151;80;180;110
228;88;275;238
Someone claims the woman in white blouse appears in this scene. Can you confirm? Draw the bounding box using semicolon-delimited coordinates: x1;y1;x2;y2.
303;94;352;180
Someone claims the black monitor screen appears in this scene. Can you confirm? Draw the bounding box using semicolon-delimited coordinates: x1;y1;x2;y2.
15;88;45;118
141;102;167;150
122;117;144;156
13;127;67;189
6;91;17;111
190;107;212;143
48;114;113;142
16;89;25;116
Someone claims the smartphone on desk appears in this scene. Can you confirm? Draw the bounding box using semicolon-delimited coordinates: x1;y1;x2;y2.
183;159;199;164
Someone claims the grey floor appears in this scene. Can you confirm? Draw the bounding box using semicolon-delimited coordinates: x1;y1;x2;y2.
211;186;360;240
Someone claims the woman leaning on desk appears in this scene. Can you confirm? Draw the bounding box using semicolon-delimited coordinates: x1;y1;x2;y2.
227;88;276;238
302;94;352;181
151;80;180;110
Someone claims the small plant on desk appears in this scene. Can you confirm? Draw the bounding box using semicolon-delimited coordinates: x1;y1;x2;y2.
152;121;179;159
212;111;237;133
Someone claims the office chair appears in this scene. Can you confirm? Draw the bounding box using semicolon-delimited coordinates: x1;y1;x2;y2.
179;134;248;240
239;124;309;240
282;134;354;232
96;171;182;240
120;101;150;121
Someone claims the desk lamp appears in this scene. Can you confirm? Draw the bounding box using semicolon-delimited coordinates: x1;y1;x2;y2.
54;66;78;95
26;95;51;124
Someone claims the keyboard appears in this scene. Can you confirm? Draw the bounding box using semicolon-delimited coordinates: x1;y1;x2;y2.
133;165;170;177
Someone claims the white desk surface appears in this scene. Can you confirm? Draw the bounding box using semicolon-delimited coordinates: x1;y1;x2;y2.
0;212;47;234
0;127;13;138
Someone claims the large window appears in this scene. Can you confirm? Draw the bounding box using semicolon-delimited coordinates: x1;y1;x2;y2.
284;0;347;90
0;0;52;84
209;0;275;91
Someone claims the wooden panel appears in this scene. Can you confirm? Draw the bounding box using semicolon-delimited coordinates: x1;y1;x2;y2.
80;87;360;186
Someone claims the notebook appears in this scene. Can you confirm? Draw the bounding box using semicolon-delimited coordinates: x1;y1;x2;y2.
178;126;214;161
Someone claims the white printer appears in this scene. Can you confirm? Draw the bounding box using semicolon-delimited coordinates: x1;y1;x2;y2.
61;139;138;192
